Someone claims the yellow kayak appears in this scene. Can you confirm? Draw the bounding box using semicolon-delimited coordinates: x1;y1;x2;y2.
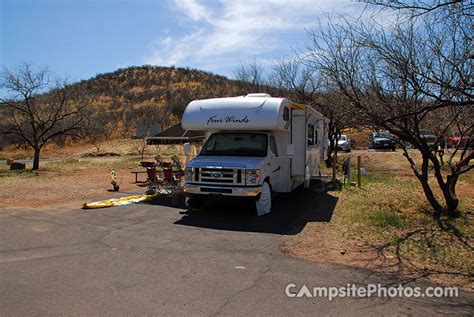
82;193;159;209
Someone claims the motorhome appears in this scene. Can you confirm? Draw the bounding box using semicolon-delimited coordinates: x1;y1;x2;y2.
181;93;328;215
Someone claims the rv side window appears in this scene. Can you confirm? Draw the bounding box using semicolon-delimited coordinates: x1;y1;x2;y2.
269;135;278;156
307;124;315;145
283;107;290;121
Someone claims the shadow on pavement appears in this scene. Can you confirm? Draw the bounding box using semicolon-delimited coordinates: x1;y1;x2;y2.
173;180;338;235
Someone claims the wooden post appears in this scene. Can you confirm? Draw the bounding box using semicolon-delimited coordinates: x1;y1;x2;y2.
357;155;361;188
332;154;337;182
343;157;351;185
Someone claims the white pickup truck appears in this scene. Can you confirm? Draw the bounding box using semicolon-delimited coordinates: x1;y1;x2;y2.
181;93;328;215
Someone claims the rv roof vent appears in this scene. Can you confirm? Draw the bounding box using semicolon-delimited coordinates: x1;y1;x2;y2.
246;93;271;98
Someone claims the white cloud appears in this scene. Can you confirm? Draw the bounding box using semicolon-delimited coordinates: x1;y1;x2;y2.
174;0;212;22
144;0;367;75
146;30;204;66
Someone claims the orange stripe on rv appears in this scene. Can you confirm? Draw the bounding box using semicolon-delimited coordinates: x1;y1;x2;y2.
290;102;306;110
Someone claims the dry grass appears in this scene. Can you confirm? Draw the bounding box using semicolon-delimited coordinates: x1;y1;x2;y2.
283;149;473;289
0;139;187;160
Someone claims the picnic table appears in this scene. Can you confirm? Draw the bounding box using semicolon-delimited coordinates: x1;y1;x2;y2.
131;170;147;183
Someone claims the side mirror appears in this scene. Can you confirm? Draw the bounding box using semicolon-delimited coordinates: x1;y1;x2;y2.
286;144;295;157
183;142;191;155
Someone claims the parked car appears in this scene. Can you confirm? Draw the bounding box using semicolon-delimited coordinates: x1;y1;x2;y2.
336;134;351;152
446;131;473;149
368;131;396;151
403;131;443;150
419;130;439;148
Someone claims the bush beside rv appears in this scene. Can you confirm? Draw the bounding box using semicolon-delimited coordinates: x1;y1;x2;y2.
181;93;329;216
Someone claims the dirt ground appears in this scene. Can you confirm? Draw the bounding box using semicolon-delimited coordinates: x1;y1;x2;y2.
0;167;143;209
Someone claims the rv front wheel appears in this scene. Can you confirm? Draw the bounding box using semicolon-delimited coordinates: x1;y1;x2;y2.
186;196;204;212
255;181;272;216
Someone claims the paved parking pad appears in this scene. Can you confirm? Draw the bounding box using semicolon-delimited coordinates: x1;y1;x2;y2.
0;196;472;316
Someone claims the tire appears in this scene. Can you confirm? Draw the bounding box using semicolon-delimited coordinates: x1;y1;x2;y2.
391;147;396;152
255;181;272;216
186;197;204;213
304;166;311;189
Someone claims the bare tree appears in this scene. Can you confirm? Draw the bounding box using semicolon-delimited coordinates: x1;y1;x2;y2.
102;110;121;140
82;110;108;152
364;0;473;18
270;58;318;103
313;92;355;166
0;63;89;170
131;138;147;159
269;58;353;166
234;58;266;87
307;5;472;218
121;108;140;138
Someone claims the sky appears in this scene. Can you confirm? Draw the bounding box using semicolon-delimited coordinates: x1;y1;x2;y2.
1;0;367;82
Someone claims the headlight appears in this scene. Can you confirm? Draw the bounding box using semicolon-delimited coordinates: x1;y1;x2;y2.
185;167;193;182
245;169;260;185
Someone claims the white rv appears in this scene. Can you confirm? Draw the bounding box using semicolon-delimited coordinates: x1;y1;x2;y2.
181;93;328;215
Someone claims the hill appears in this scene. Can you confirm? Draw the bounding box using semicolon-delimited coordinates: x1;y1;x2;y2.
63;65;283;139
76;65;281;116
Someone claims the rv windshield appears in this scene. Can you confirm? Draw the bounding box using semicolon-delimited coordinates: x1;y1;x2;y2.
200;133;268;157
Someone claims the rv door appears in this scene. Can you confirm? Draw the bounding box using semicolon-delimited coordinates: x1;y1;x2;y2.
291;110;306;176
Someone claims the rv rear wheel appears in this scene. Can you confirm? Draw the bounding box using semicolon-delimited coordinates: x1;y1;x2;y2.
304;166;311;189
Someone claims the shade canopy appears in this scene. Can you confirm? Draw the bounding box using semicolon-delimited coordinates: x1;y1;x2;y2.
146;122;205;145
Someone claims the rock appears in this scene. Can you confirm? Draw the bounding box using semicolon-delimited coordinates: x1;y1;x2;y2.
10;162;26;170
340;249;346;255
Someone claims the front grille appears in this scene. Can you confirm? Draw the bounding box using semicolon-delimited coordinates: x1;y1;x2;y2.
201;187;233;194
193;167;244;185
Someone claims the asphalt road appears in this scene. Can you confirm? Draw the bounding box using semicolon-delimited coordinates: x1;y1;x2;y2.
0;191;472;316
